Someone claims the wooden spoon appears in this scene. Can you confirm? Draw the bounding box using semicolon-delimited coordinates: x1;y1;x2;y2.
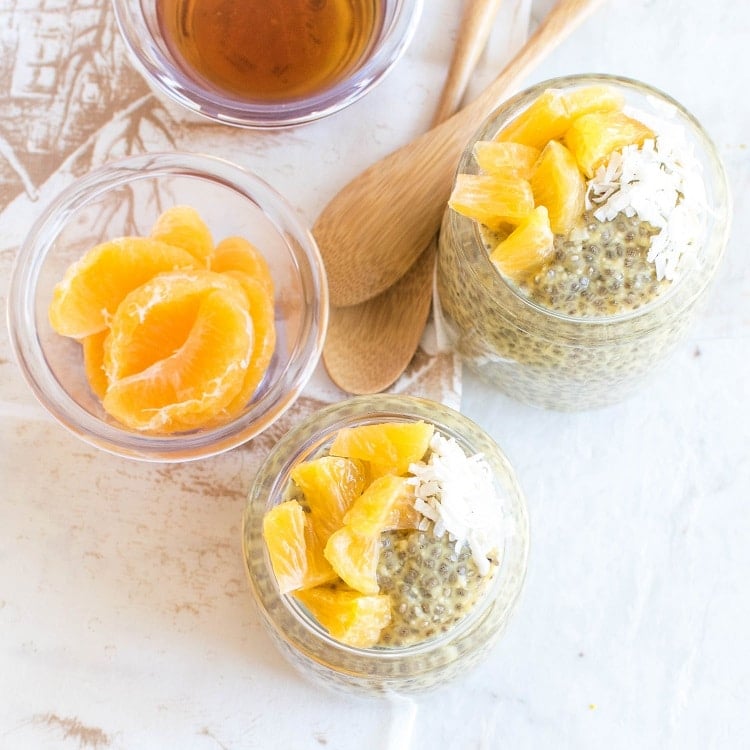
323;0;504;394
314;0;604;308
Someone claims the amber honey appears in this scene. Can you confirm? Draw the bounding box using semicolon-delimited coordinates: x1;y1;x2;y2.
157;0;383;102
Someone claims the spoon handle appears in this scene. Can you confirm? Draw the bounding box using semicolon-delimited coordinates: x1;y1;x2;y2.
431;0;505;126
315;0;605;307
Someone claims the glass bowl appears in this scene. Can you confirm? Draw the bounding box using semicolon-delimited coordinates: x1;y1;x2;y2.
242;394;529;695
7;152;328;462
436;74;731;410
113;0;423;129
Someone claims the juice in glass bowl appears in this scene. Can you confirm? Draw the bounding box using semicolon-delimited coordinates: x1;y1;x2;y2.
242;395;528;695
436;75;731;410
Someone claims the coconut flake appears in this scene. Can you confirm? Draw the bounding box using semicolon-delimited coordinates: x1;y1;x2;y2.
406;431;505;576
585;110;707;281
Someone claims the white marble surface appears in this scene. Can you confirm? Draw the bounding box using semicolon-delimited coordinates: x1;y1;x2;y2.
2;0;749;748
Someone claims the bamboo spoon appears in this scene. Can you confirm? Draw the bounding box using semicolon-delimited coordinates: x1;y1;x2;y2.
323;0;504;394
313;0;604;308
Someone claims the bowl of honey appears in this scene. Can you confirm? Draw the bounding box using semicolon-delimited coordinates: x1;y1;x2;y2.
113;0;423;128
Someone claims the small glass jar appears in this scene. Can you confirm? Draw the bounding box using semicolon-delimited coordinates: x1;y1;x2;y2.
436;75;731;411
113;0;422;128
242;394;529;695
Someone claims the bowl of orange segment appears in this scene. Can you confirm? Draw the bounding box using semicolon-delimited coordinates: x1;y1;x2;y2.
8;152;328;461
242;395;529;695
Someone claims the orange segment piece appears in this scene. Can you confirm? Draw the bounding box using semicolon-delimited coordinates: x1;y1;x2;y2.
220;271;277;416
496;85;626;149
81;330;109;400
324;526;380;595
293;585;391;648
291;456;368;543
150;205;213;265
530;140;586;235
329;421;435;478
343;475;414;537
102;286;253;432
473;141;541;179
490;205;554;282
48;237;198;338
263;500;337;595
448;173;535;230
210;236;274;296
565;110;655;178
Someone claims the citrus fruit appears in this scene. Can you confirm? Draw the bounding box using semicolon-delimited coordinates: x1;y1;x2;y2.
48;237;198;338
329;420;435;478
448;173;535;230
496;85;625;149
565;110;654;177
263;500;337;595
210;236;274;296
102;283;253;432
473;141;540;179
81;330;109;400
324;526;381;595
290;456;368;542
150;205;213;265
293;585;391;648
530;140;586;234
490;205;554;281
343;475;413;537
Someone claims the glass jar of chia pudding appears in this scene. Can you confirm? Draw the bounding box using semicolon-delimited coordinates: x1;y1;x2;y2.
242;395;529;695
436;75;731;410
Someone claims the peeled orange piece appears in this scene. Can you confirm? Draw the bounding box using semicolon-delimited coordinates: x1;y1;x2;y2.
324;526;381;595
329;421;435;478
343;475;414;537
490;205;554;282
48;238;198;338
530;140;586;235
565;110;654;177
81;330;109;400
210;236;274;296
473;141;540;179
291;456;368;542
150;205;213;265
496;85;626;149
448;173;535;230
293;585;391;648
220;271;277;417
102;284;252;432
263;500;337;595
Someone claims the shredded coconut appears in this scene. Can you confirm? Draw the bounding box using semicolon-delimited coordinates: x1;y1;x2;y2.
406;431;505;576
585;107;707;281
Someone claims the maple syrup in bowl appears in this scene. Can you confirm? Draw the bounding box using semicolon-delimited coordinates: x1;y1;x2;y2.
113;0;422;127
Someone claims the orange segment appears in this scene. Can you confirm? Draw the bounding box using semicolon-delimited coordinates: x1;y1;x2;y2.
343;475;413;537
324;526;380;595
220;271;277;416
291;456;368;542
496;85;625;149
210;236;274;296
565;110;655;177
48;237;198;338
448;173;535;230
102;287;252;432
329;421;435;478
530;140;586;234
263;501;337;595
293;585;391;648
81;330;109;400
473;141;540;179
150;205;213;265
490;205;554;282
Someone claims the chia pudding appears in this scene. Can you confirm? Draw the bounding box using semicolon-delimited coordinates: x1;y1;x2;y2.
242;396;528;695
436;76;730;410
